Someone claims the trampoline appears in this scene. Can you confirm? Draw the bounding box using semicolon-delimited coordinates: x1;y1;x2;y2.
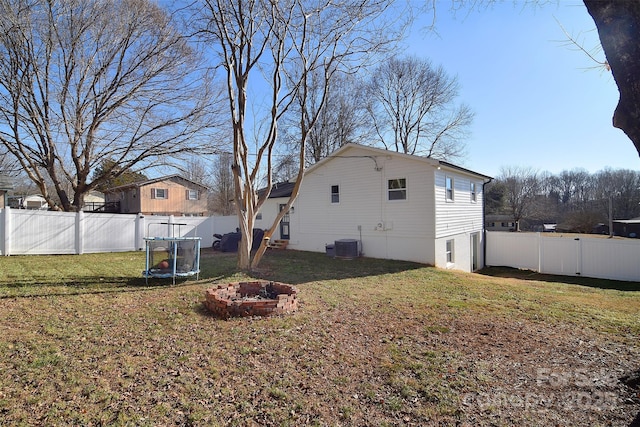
143;237;201;285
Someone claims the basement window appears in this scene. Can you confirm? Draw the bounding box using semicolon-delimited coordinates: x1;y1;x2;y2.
446;239;454;264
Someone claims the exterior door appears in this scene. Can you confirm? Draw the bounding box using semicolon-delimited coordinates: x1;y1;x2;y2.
471;232;479;271
279;204;290;240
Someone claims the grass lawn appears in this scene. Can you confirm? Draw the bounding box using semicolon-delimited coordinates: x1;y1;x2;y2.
0;249;638;426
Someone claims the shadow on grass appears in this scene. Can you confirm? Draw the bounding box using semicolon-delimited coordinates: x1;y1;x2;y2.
0;248;427;299
0;275;224;299
218;249;428;285
479;266;640;292
0;277;166;298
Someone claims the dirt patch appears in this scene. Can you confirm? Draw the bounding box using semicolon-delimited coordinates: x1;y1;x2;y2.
421;313;640;426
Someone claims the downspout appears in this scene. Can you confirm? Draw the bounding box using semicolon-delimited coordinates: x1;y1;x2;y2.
482;177;493;269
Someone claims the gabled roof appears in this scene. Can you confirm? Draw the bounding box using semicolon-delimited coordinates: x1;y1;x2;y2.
257;181;296;199
305;143;492;181
268;181;296;198
103;174;209;193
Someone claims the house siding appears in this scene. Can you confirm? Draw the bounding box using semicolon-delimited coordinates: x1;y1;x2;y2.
105;176;208;216
254;144;489;272
434;170;484;238
118;188;141;214
434;169;485;271
291;145;437;264
256;198;299;241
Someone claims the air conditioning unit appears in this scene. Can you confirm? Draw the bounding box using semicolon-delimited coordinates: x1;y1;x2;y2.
334;239;359;260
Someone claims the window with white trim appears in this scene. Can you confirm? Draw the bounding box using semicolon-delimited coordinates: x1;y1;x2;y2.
445;176;454;201
388;178;407;201
446;239;454;264
331;185;340;203
151;188;168;199
186;189;199;200
470;182;477;202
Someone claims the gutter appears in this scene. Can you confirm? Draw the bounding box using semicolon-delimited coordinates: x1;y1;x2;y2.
482;176;493;270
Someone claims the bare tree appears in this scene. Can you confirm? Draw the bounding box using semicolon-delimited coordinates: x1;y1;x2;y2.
182;156;212;187
196;0;403;269
365;55;473;160
209;152;235;216
497;166;540;232
0;147;20;176
282;72;371;165
272;152;299;183
593;168;640;223
489;165;640;233
0;0;219;211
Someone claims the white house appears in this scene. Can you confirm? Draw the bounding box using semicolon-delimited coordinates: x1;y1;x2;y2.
8;194;48;210
257;144;492;273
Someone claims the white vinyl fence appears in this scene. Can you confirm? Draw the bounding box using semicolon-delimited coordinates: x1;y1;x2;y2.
0;208;239;256
486;231;640;282
5;209;639;282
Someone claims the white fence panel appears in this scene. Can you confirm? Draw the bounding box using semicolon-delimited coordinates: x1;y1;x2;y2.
540;236;580;276
0;208;239;256
581;238;640;282
486;231;640;282
10;209;77;255
143;215;173;239
82;213;138;253
486;231;539;271
211;216;239;234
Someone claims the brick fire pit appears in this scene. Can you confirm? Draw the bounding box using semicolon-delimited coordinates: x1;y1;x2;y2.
203;281;298;319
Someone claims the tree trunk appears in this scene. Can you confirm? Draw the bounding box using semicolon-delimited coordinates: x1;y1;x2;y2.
250;230;272;270
248;177;304;270
236;202;254;271
237;232;252;271
584;0;640;156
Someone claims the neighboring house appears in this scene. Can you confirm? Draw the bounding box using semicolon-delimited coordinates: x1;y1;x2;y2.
612;218;640;238
103;175;209;216
82;190;106;212
258;144;492;273
0;174;12;209
8;194;48;210
485;214;517;232
542;224;557;233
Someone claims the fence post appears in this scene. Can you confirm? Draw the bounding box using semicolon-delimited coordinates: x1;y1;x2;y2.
168;215;175;237
76;210;84;255
135;214;145;250
575;237;582;276
537;232;542;273
2;207;10;256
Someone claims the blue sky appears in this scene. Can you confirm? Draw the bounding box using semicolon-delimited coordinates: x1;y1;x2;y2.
403;1;640;178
